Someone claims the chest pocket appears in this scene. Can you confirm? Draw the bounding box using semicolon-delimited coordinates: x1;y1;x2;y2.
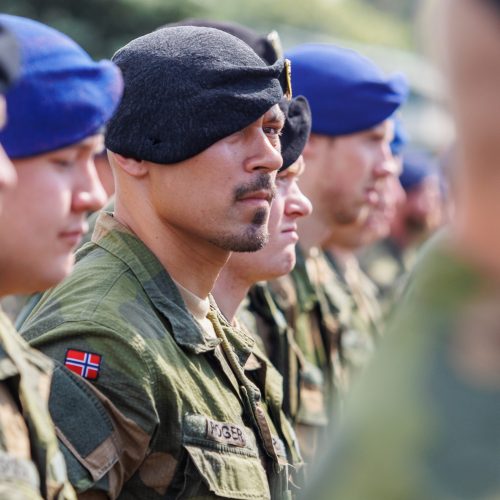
180;414;270;499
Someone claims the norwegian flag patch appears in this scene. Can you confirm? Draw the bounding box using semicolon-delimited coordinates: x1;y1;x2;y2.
64;349;102;380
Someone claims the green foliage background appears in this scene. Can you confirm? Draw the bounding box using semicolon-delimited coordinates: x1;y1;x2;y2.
0;0;418;59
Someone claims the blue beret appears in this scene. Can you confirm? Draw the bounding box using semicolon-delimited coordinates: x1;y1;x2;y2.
279;96;311;170
106;26;286;164
0;23;20;94
390;117;409;157
400;151;437;192
0;15;123;159
285;43;409;136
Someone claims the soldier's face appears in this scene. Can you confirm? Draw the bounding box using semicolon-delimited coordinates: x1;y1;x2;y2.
434;0;500;276
0;135;107;296
333;171;406;250
304;120;394;228
225;156;312;282
444;0;500;174
402;176;443;236
146;104;284;253
0;96;16;215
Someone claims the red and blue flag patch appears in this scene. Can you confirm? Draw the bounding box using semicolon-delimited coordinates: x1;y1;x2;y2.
64;349;102;380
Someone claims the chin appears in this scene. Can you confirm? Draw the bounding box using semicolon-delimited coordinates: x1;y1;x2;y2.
276;251;296;277
38;258;75;292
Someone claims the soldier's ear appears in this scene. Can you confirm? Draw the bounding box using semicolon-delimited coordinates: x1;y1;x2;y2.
108;151;149;178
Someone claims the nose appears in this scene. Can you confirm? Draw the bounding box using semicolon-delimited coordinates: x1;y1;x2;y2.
245;131;283;174
373;145;395;180
0;145;16;192
71;158;108;214
284;182;313;219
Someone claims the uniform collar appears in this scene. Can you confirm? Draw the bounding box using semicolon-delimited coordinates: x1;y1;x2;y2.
91;212;220;354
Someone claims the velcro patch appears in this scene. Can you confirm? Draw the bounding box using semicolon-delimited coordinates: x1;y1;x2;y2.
64;349;102;380
205;418;246;448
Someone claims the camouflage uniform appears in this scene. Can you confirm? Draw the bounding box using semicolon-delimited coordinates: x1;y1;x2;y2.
322;250;383;379
306;231;500;499
244;247;342;465
0;311;75;500
21;212;302;499
359;237;417;314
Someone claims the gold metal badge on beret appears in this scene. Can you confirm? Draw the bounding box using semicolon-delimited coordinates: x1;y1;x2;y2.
284;59;292;101
267;30;284;59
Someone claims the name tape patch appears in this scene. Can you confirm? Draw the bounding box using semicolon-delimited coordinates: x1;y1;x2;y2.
205;418;247;448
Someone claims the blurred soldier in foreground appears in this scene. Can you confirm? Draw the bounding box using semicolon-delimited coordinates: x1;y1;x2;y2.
362;150;444;305
0;14;123;499
20;26;305;499
306;0;500;497
259;43;407;463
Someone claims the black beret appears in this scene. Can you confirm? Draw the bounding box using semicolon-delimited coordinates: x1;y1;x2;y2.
164;18;282;65
0;23;19;94
279;96;311;170
105;26;286;164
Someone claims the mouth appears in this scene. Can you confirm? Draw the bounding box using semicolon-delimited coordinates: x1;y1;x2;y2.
365;188;380;206
281;225;299;242
59;222;88;246
237;189;274;204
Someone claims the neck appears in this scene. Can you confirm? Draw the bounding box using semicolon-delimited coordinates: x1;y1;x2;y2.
211;267;251;324
114;194;230;298
326;244;353;262
389;215;414;250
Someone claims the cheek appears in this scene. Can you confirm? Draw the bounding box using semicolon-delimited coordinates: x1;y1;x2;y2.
16;173;70;234
268;197;286;231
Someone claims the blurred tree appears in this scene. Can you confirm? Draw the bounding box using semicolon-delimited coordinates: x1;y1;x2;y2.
367;0;417;20
0;0;416;58
203;0;414;50
0;0;208;58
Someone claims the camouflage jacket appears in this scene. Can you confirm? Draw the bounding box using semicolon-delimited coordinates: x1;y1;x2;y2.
306;232;500;499
244;247;343;465
322;250;382;381
0;312;75;500
359;237;417;315
239;285;301;423
21;212;301;499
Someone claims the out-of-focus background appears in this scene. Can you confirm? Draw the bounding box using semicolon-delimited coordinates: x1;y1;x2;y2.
2;0;452;152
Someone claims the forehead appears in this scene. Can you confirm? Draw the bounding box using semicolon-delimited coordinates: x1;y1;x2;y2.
278;155;305;178
368;119;392;135
53;134;104;155
337;119;392;144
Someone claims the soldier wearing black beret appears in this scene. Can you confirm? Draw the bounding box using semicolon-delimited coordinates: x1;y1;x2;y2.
21;25;304;499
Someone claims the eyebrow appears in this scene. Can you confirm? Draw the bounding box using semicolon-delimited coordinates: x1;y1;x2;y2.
266;107;286;125
69;137;104;154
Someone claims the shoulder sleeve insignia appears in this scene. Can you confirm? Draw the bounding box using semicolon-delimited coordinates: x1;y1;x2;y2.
64;349;102;380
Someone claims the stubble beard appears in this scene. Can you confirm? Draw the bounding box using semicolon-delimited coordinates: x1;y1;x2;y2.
208;173;275;252
334;203;366;226
208;207;270;252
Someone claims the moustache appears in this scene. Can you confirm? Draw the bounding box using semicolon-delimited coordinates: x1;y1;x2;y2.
233;174;276;203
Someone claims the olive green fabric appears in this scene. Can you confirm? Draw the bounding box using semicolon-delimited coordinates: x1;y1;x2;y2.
322;250;383;383
243;247;343;465
21;212;301;499
359;236;417;315
0;311;75;500
306;233;500;499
